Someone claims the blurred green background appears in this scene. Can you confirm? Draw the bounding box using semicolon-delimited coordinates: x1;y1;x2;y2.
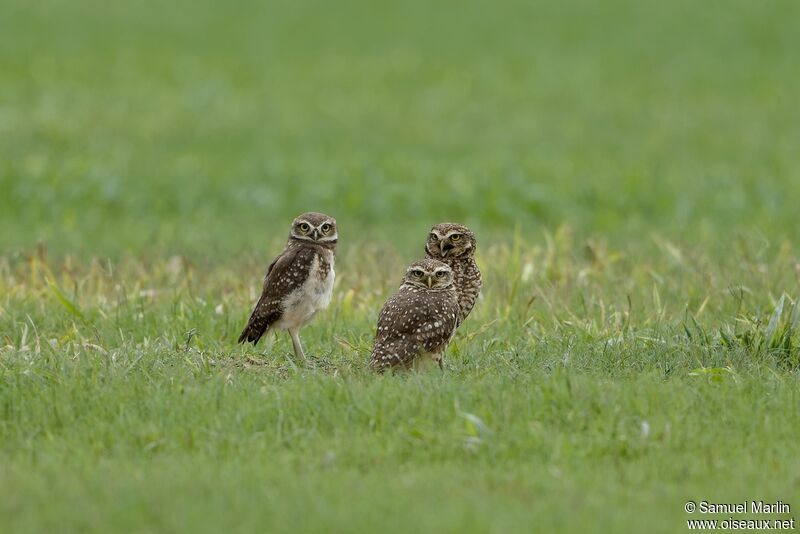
3;3;800;533
2;0;799;258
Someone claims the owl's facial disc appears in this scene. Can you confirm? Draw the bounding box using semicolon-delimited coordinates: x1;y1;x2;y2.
433;267;452;287
405;267;428;288
291;218;337;243
440;233;462;257
405;259;451;288
315;220;337;242
441;231;472;257
426;231;444;257
290;220;314;241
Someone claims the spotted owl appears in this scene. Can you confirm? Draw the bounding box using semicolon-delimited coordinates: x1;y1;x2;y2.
238;212;337;360
425;222;481;325
370;259;460;372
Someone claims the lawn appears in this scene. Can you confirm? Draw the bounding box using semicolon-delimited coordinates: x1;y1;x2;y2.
2;0;800;532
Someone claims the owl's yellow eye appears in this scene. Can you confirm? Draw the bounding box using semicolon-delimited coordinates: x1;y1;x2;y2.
429;233;438;241
450;234;461;242
299;223;310;232
412;270;424;277
321;223;331;233
435;271;446;278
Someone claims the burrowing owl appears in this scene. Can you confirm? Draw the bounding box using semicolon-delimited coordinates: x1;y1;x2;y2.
238;212;337;360
370;259;459;372
425;222;481;325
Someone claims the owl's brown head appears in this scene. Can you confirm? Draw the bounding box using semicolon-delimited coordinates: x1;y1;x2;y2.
425;222;476;260
402;259;454;290
290;212;338;245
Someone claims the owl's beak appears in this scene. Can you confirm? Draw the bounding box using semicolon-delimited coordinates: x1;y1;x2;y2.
440;241;453;257
426;275;433;288
311;228;320;240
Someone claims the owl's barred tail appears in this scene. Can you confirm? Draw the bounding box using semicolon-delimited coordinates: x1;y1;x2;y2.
237;315;269;345
237;327;256;345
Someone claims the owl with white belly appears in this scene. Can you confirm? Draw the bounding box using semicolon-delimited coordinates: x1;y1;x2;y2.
238;212;337;360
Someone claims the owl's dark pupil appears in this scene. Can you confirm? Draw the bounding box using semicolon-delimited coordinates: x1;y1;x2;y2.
322;224;330;232
300;224;309;231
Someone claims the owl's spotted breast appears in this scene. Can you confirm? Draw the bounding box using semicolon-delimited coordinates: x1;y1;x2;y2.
370;259;460;372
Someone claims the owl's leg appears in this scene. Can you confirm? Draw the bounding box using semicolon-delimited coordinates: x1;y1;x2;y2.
288;328;307;360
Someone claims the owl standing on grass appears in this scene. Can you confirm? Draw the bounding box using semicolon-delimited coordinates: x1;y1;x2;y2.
425;223;481;325
370;259;460;372
238;212;337;361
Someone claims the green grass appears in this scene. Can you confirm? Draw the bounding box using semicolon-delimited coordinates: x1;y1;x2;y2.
2;0;800;532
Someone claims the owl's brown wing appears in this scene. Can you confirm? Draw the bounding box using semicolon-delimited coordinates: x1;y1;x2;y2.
370;287;459;371
417;292;460;354
455;259;482;325
238;246;315;345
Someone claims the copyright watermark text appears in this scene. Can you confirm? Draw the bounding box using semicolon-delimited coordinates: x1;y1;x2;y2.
685;501;795;530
